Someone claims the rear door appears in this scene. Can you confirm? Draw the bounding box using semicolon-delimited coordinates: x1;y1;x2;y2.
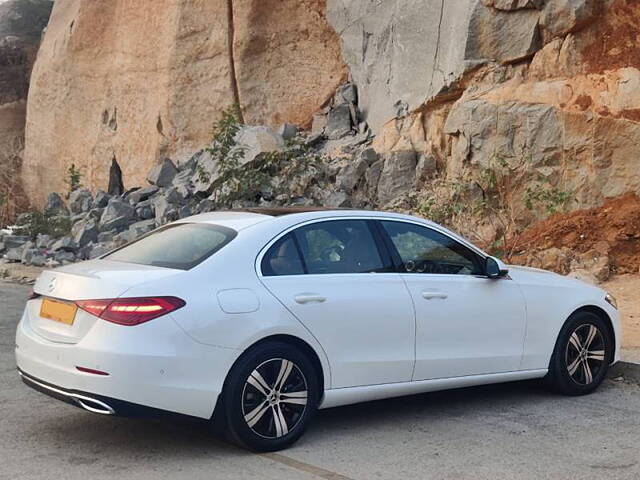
259;218;416;388
378;220;527;381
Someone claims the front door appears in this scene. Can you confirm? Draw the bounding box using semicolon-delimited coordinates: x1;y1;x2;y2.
259;219;415;388
379;220;527;381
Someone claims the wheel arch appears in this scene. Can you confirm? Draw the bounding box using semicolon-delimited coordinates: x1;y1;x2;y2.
210;334;326;425
569;305;616;350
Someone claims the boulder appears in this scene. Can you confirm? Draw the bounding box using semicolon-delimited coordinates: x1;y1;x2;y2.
278;123;299;141
540;0;599;37
126;186;159;205
147;158;178;187
93;190;111;208
36;233;50;249
68;188;93;214
135;200;155;220
481;0;543;10
100;199;135;231
325;191;351;208
415;154;438;185
233;126;285;166
51;237;78;252
325;104;353;140
44;193;69;216
54;250;76;264
334;83;358;105
336;158;368;192
376;151;418;205
72;219;99;247
6;247;24;262
4;235;29;249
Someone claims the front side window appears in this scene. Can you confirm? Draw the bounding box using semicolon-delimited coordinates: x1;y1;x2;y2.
294;220;386;275
381;221;483;275
104;223;236;270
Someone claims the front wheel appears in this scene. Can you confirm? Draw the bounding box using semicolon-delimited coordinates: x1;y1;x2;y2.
221;341;320;452
547;311;613;396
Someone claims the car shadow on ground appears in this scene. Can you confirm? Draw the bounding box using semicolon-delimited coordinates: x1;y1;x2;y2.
24;378;573;458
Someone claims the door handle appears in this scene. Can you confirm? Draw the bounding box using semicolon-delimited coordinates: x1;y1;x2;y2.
294;294;327;304
422;291;448;300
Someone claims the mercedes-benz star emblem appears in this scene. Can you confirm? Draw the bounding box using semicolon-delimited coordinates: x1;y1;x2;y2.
47;277;56;294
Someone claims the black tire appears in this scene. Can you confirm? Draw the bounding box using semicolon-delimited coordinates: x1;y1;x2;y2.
220;341;320;452
546;311;613;396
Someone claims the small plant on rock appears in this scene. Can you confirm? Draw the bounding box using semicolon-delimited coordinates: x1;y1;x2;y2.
64;163;82;199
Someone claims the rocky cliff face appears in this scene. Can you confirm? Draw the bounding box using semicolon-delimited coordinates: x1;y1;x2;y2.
15;0;640;254
22;0;345;206
0;0;51;222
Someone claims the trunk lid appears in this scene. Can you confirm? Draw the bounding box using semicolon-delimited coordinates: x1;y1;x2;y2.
30;259;183;344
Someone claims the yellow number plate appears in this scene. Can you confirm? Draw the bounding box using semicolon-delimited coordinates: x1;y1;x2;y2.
40;298;77;325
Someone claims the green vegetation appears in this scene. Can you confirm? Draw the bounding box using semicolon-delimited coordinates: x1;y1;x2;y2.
14;211;71;240
64;163;82;199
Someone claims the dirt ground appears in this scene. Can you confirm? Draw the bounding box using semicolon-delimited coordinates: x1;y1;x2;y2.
602;274;640;360
510;193;640;275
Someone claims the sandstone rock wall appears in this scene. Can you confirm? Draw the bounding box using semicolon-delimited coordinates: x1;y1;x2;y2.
23;0;345;206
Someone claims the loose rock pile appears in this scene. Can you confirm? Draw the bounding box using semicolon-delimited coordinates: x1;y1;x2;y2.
0;83;434;268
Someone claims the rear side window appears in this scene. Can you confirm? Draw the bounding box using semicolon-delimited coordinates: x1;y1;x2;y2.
295;220;386;274
104;223;236;270
261;233;305;276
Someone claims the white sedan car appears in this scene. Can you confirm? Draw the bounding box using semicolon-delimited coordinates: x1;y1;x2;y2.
16;208;620;451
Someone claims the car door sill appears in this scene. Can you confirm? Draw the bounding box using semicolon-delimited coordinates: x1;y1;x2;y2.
319;369;548;410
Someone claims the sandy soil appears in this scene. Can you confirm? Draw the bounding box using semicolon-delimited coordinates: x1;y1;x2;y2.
602;274;640;362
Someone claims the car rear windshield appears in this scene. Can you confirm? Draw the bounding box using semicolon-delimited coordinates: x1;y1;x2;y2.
103;223;237;270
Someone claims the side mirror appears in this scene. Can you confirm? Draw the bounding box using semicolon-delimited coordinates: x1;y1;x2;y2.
485;256;509;279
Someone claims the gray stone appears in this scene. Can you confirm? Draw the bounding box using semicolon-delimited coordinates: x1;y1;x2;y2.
152;196;176;224
324;191;351;208
36;234;50;249
178;205;193;219
233;126;285;166
89;243;112;259
165;187;186;206
191;150;219;197
44;192;69;216
127;186;159;205
21;248;38;265
4;235;29;249
135;200;155;221
97;231;116;243
6;247;24;262
360;148;380;166
336;158;368;192
30;255;47;267
173;169;194;199
93;190;111;208
0;242;4;254
87;208;103;222
147;158;178;187
54;250;76;264
72;219;98;247
335;83;358;105
540;0;599;37
365;159;384;196
51;237;78;252
68;188;93;214
311;113;327;136
278;123;299;141
377;151;418;205
415;154;438;185
465;3;541;64
127;219;156;241
325;104;353;140
100;199;135;230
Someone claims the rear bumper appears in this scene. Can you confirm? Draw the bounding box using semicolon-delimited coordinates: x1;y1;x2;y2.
19;369;196;418
15;305;239;419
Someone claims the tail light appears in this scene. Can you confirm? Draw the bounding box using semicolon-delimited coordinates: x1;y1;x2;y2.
76;297;185;326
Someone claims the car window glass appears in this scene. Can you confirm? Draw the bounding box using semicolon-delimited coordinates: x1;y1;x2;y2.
104;223;236;270
295;220;384;274
261;234;305;276
381;221;482;275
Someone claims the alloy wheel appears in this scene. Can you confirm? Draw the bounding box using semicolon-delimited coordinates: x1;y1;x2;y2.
565;324;606;386
241;358;308;439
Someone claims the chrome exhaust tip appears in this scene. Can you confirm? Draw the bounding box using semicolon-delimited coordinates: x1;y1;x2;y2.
19;371;116;415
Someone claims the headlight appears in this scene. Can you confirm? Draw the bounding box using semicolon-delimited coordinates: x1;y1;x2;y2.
605;293;618;310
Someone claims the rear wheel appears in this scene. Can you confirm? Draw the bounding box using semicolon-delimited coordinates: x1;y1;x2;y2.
547;311;613;395
221;341;319;452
